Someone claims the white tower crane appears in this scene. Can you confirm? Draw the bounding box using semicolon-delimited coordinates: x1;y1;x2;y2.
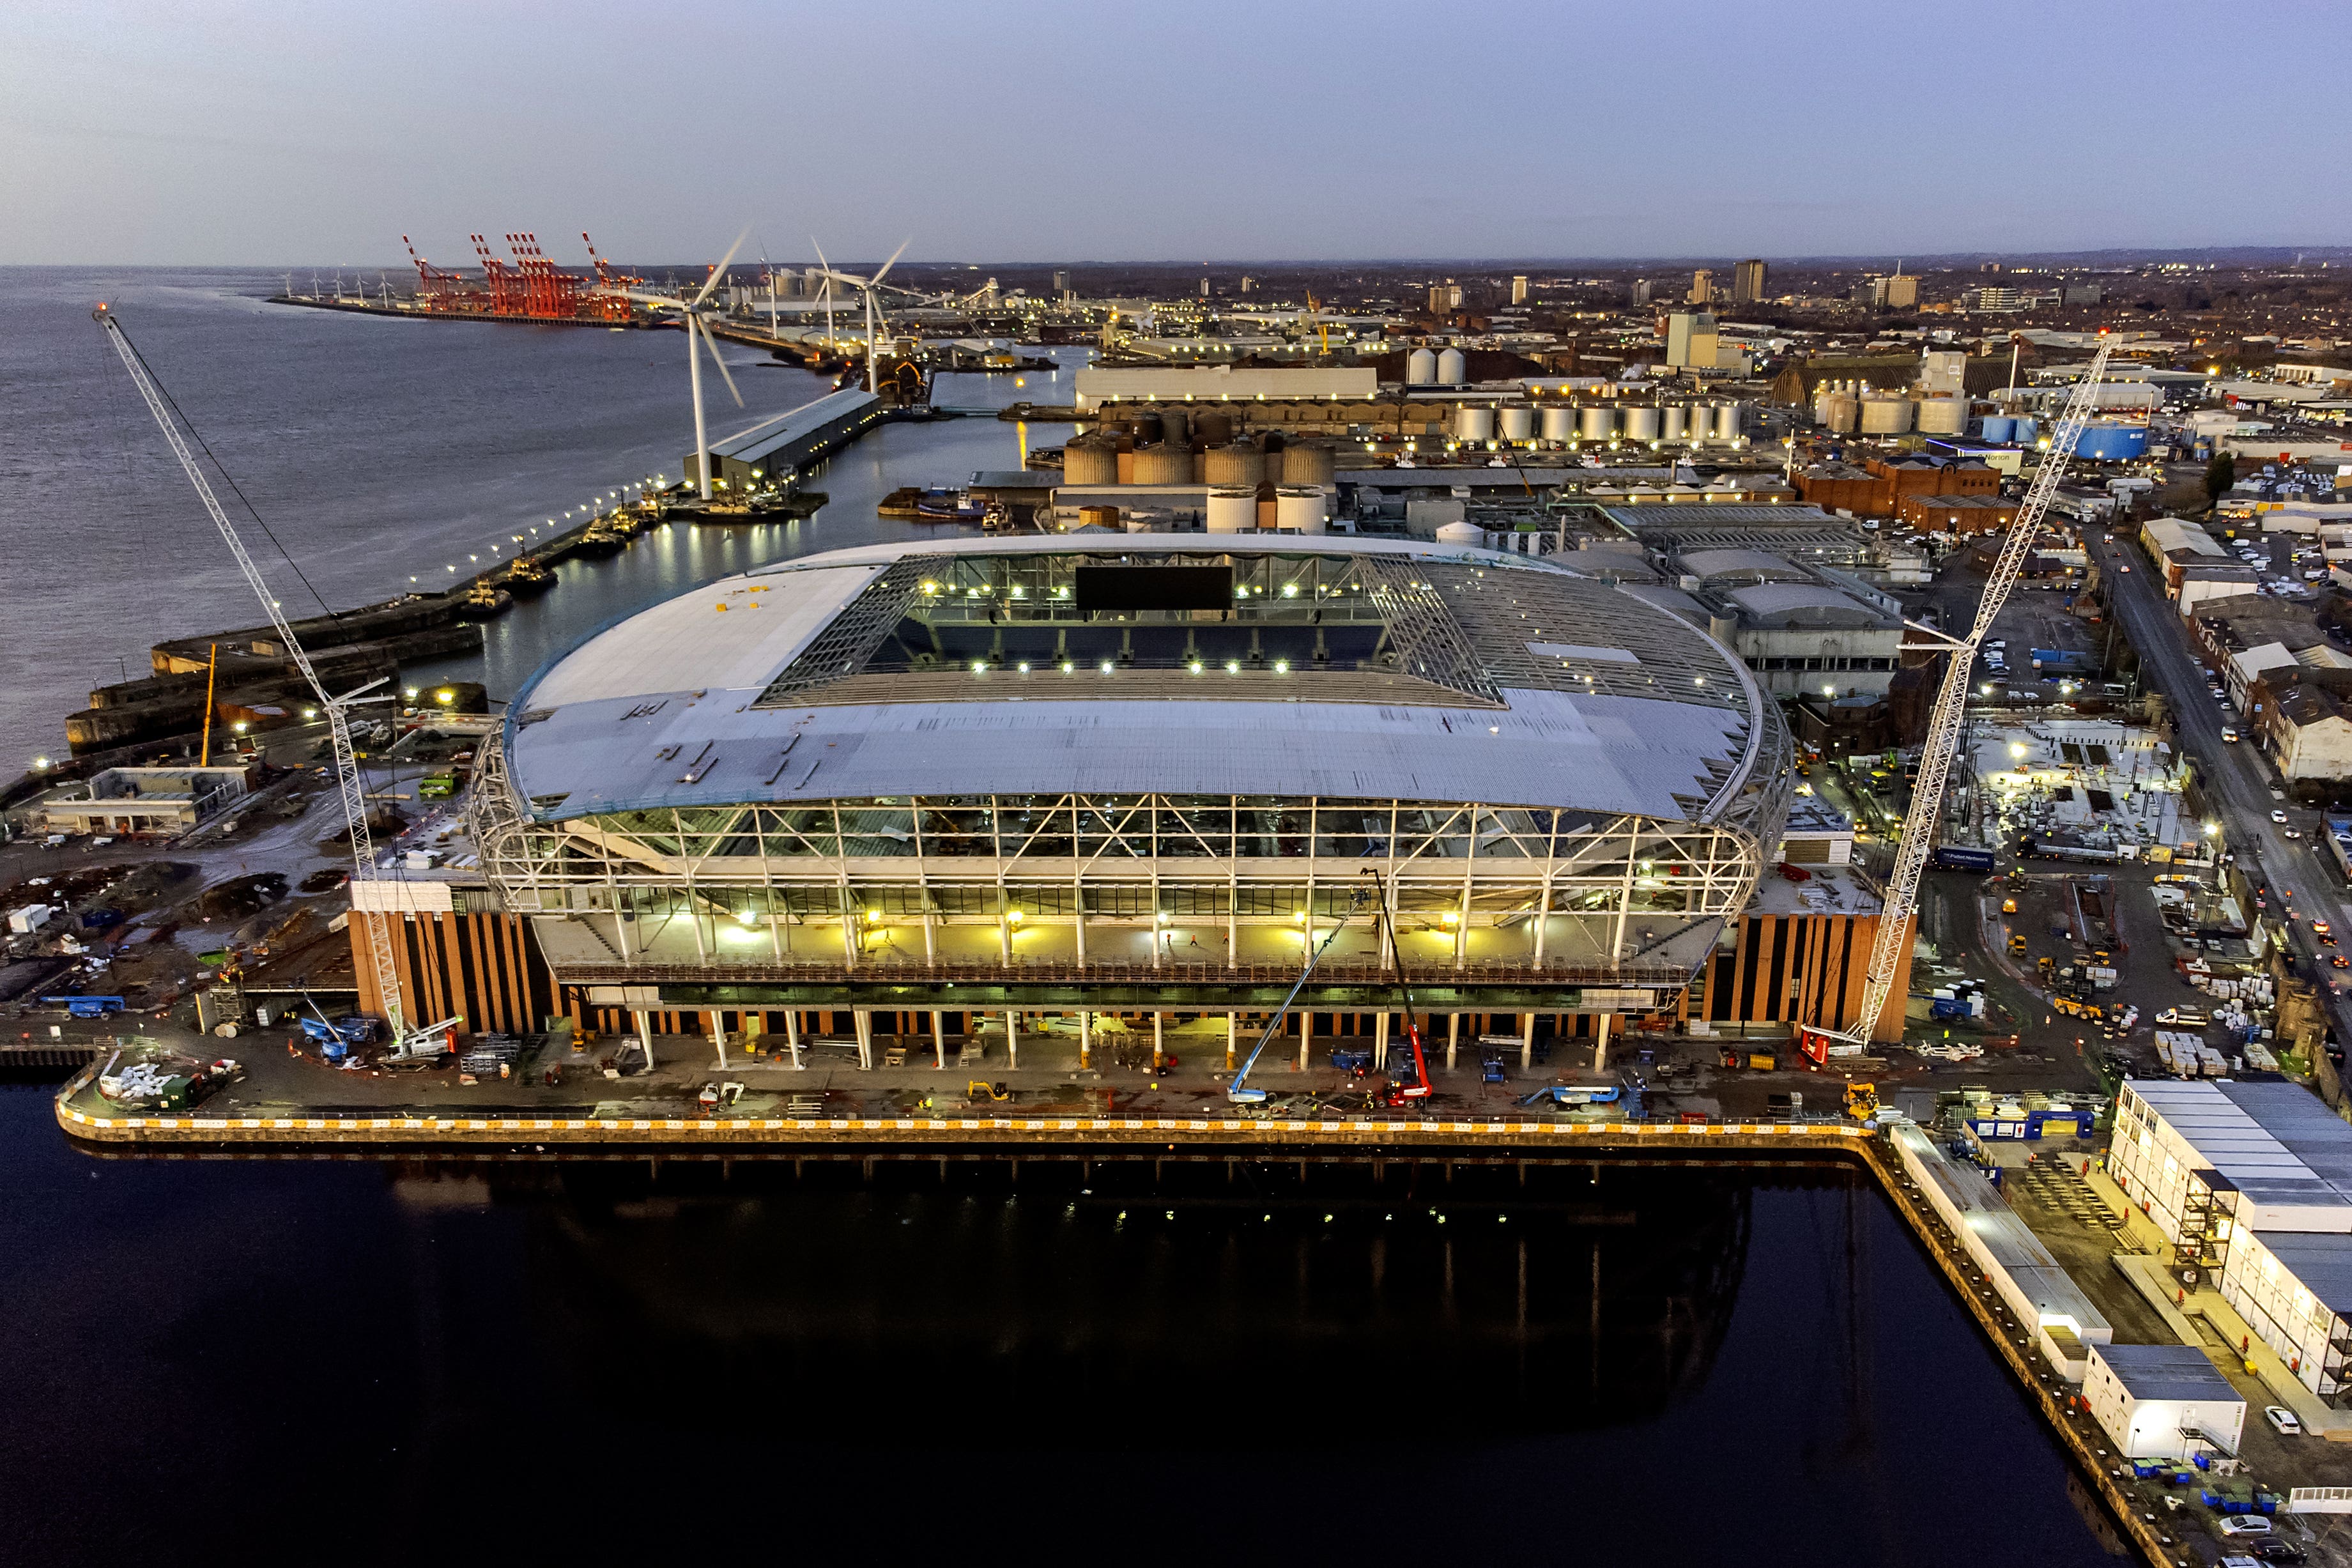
1799;335;2117;1063
93;305;405;1034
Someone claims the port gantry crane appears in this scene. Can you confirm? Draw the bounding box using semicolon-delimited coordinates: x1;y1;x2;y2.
1797;335;2116;1065
93;305;406;1037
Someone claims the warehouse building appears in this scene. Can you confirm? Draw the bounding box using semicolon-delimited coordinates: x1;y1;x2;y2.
2084;1343;2245;1462
1072;365;1377;411
2110;1080;2352;1403
690;388;883;493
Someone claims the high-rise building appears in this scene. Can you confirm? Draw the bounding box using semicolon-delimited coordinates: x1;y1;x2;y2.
1688;269;1715;305
1632;279;1654;305
1510;274;1528;306
1880;273;1918;309
1051;270;1070;294
1240;276;1254;295
1976;286;2023;311
1730;259;1767;304
1200;277;1211;298
1664;311;1719;370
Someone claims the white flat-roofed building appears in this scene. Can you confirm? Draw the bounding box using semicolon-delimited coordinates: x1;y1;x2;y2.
2112;1080;2352;1401
2084;1342;2245;1461
1073;365;1378;411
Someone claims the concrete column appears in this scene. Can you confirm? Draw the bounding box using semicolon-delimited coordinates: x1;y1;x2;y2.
1520;1011;1535;1072
634;1009;656;1071
1447;1012;1460;1071
1225;1013;1238;1070
1375;1011;1389;1070
708;1010;728;1069
932;1010;947;1070
1153;1012;1165;1071
1296;1008;1312;1072
785;1010;803;1070
1079;1011;1092;1070
1594;1013;1612;1072
854;1009;873;1070
1005;1010;1019;1070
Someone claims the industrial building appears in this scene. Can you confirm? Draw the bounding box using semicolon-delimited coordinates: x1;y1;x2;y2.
2084;1343;2245;1462
1072;365;1376;411
692;388;883;493
34;764;257;837
338;533;1931;1066
2109;1080;2352;1404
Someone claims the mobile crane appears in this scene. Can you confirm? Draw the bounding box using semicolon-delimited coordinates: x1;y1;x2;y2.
1227;880;1372;1103
1224;870;1436;1107
95;305;406;1037
1365;871;1434;1106
1795;335;2117;1065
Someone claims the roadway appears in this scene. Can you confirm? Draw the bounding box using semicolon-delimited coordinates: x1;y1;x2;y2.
2091;521;2348;1055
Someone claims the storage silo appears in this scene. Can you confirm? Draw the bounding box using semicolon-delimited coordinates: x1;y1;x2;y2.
1436;348;1466;384
1279;442;1335;486
1205;487;1257;533
1622;406;1661;442
1132;445;1192;485
1822;392;1859;434
1661;404;1689;442
1203;442;1266;488
1455;404;1496;443
2071;422;2149;462
1580;405;1617;440
1916;395;1967;436
1193;409;1235;447
1541;405;1578;443
1435;520;1486;546
1406;348;1438;386
1159;408;1189;445
1858;394;1912;434
1499;405;1533;442
1062;434;1120;486
1715;402;1744;441
1978;415;2016;443
1275;487;1328;534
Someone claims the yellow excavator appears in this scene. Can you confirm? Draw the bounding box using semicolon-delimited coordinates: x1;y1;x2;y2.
1844;1082;1881;1121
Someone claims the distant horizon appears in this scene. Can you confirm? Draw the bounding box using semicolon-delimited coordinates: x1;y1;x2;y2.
11;243;2352;275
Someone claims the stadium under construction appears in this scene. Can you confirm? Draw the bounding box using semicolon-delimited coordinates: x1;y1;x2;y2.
348;534;1910;1070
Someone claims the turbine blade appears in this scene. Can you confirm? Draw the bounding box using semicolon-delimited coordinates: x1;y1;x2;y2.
692;227;751;308
697;316;742;406
869;237;911;288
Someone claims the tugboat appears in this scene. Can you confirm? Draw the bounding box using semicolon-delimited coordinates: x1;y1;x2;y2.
573;521;627;557
453;578;512;619
498;553;556;596
913;488;988;523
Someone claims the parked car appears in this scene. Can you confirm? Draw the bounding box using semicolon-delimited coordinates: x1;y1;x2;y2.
2217;1516;2273;1537
2264;1404;2302;1435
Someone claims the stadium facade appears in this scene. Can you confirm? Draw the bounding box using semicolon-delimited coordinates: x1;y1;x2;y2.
353;535;1905;1065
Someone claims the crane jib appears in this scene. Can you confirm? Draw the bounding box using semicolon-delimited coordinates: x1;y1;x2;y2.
1799;337;2118;1063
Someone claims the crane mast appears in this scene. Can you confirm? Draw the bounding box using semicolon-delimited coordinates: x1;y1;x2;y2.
1801;337;2116;1062
93;306;406;1034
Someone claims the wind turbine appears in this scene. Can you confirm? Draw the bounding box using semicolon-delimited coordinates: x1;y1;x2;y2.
623;229;748;500
811;236;911;394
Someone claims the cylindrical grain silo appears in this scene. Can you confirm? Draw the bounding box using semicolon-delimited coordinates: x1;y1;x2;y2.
1858;394;1912;434
1205;486;1256;533
1622;406;1661;442
1822;393;1859;434
1279;442;1335;486
1436;347;1466;384
1062;434;1119;486
1158;407;1189;445
1192;409;1235;447
1406;348;1438;386
1132;445;1192;485
1916;395;1967;436
1499;405;1533;442
1455;405;1495;443
1715;401;1744;441
1541;405;1577;444
1203;441;1266;488
1580;405;1617;440
1275;486;1328;534
1662;404;1689;442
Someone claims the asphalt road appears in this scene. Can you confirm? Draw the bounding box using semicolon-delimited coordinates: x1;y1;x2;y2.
2094;522;2348;1043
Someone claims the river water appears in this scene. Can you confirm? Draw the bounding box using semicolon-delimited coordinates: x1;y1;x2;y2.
0;265;1074;759
0;1088;2130;1564
2;272;2130;1560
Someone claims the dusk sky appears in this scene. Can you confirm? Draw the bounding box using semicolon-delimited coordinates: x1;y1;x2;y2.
4;0;2346;267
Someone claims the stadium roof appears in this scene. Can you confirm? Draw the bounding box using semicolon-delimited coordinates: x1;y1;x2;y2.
507;535;1778;827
